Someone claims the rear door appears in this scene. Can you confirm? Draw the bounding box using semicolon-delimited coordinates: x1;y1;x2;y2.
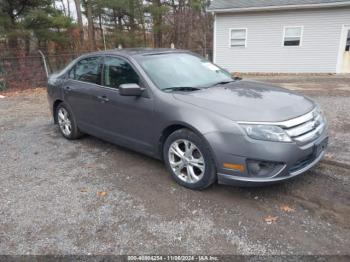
63;56;104;131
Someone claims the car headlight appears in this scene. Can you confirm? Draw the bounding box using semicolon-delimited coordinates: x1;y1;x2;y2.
240;124;292;142
312;105;327;127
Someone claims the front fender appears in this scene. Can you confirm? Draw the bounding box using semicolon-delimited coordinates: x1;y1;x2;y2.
154;95;244;160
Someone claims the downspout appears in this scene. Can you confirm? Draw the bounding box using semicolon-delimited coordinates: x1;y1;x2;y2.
213;12;217;64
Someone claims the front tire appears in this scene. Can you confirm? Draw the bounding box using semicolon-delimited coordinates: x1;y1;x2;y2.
56;103;81;140
163;129;216;190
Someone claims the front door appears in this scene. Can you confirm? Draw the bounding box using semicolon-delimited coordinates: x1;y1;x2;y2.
341;26;350;73
94;56;155;155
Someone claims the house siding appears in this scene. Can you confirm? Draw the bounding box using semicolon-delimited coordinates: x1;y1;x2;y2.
214;7;350;73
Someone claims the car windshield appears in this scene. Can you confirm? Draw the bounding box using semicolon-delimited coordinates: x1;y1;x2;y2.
137;53;233;90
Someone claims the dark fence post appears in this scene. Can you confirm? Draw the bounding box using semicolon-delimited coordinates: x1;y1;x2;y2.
0;58;5;91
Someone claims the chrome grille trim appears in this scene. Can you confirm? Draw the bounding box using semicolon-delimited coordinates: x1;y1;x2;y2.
284;109;325;145
292;122;325;144
238;108;326;145
285;114;322;137
285;120;316;137
278;110;315;128
238;109;315;128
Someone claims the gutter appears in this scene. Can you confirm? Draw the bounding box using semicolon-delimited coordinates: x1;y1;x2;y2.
207;1;350;13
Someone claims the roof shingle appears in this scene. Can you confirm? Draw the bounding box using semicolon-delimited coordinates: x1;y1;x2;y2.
208;0;350;11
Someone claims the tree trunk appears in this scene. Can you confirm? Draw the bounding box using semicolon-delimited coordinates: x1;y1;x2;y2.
86;0;96;50
60;0;67;16
129;0;136;47
25;37;30;55
67;0;71;17
99;14;105;49
136;0;147;46
7;15;18;50
153;0;162;48
74;0;84;45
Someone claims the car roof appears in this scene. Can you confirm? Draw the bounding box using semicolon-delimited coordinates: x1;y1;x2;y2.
85;48;189;58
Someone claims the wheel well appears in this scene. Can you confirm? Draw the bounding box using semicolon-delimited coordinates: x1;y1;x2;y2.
158;124;194;159
158;124;218;167
53;99;63;123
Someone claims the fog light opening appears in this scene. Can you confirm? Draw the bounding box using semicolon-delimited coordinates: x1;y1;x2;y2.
247;160;284;178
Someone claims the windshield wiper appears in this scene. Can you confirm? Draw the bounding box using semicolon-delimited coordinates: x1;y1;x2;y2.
211;80;235;87
162;86;202;92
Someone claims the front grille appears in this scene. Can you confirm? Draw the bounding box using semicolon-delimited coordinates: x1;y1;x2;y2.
281;109;326;145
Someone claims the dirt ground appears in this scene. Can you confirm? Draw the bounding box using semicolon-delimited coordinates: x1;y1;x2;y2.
0;75;349;255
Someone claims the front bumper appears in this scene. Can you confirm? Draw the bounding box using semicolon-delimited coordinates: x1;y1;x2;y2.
204;128;328;187
217;149;325;186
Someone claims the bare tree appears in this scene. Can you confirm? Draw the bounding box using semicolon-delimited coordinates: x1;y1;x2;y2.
74;0;84;45
67;0;71;17
60;0;67;16
153;0;163;47
86;0;96;50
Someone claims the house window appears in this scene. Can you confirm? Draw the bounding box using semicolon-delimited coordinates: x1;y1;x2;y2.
230;28;247;47
283;26;303;46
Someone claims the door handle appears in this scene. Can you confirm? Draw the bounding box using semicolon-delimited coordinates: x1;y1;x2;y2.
97;95;109;103
64;86;71;94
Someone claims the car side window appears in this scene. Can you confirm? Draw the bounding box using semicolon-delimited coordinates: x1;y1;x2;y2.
69;57;102;84
103;57;140;89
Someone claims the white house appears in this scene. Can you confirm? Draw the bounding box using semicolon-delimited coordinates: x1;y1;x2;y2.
208;0;350;73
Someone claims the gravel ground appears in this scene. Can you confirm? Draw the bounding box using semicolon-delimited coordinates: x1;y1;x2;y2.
0;76;349;255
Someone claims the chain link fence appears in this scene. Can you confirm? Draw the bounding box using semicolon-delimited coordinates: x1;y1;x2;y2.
0;48;212;91
0;55;46;91
0;50;90;91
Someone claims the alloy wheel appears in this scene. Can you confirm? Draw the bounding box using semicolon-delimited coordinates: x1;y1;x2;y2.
168;139;206;184
57;107;72;137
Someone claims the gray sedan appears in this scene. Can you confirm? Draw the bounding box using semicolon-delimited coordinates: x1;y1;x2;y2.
47;48;328;189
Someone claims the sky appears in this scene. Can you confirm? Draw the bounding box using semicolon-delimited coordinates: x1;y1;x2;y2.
55;0;80;22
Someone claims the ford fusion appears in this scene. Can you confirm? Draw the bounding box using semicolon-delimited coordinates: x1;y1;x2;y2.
47;49;328;190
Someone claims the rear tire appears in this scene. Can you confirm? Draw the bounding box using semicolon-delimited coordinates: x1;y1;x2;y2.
163;129;216;190
55;103;82;140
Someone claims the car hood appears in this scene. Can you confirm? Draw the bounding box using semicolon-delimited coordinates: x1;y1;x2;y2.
173;80;315;122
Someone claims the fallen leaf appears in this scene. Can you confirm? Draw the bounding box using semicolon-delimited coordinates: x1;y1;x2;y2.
264;215;278;224
85;163;97;169
80;188;88;192
280;205;295;213
97;191;107;197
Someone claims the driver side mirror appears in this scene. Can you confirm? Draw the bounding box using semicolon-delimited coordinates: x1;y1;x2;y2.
119;83;145;96
232;72;242;81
